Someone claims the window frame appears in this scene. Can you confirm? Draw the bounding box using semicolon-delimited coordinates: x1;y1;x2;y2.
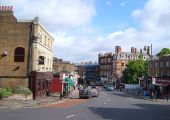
14;47;25;62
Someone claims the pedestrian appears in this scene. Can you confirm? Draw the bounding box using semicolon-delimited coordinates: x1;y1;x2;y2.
155;90;158;101
149;90;153;99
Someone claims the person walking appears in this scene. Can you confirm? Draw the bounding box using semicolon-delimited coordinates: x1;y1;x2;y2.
155;90;158;101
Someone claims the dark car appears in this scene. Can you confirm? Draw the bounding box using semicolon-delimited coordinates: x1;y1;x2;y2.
79;88;91;99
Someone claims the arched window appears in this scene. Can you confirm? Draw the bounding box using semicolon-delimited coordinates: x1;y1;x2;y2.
14;47;25;62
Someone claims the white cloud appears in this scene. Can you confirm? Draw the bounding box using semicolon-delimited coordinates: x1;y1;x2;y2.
1;0;170;63
106;1;112;6
52;0;170;62
120;1;129;7
1;0;96;31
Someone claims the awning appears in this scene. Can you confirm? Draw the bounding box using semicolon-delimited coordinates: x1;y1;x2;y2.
64;78;75;87
154;78;170;86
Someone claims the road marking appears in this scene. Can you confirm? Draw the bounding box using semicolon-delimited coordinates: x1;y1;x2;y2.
65;115;75;119
104;102;107;104
103;92;107;96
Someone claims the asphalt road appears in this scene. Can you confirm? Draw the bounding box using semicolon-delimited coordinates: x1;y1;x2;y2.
0;87;170;120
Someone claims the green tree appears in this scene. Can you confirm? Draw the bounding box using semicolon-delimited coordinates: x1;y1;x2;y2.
156;48;170;57
122;56;148;84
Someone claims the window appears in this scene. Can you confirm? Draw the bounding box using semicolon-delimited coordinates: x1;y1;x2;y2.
37;80;41;91
48;39;50;47
166;61;169;67
14;47;25;62
122;62;124;67
155;62;158;68
160;62;163;68
39;34;42;42
39;56;45;65
43;80;45;90
167;71;170;77
45;36;47;45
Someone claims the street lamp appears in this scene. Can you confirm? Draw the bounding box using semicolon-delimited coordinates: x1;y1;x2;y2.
144;44;153;90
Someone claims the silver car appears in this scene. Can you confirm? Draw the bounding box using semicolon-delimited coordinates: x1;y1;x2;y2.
91;86;98;97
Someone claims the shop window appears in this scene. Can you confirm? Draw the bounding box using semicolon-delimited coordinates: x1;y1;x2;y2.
14;47;25;62
43;80;45;90
37;80;41;91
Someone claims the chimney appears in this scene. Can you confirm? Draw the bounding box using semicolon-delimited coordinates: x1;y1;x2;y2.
140;49;143;53
131;47;135;53
0;6;13;13
147;46;150;55
115;46;121;54
135;48;137;53
0;6;16;22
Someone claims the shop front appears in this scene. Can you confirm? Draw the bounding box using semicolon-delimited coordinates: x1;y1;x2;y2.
152;78;170;99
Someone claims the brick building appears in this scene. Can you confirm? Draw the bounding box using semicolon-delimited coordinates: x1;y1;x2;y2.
75;64;85;78
53;57;75;74
98;46;150;84
0;6;54;91
113;46;150;83
147;55;170;98
98;52;113;84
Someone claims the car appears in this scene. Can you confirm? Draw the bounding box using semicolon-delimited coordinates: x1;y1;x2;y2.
79;88;92;99
103;84;108;89
106;85;114;91
91;86;98;97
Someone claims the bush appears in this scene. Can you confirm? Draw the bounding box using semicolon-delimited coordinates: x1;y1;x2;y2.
0;88;12;99
13;86;32;96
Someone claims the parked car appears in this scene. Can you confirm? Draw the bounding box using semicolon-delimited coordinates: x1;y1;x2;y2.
103;84;108;89
91;86;98;97
106;85;114;91
79;88;92;99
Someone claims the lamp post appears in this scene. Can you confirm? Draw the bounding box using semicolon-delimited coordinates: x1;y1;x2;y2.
144;44;153;90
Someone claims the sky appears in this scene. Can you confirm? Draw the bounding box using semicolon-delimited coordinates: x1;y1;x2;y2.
1;0;170;63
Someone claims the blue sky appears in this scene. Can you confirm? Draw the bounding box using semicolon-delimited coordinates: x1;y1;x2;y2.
1;0;170;63
93;0;145;33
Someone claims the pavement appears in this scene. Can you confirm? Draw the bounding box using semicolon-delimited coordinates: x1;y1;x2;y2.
122;89;170;103
0;96;63;109
0;88;80;110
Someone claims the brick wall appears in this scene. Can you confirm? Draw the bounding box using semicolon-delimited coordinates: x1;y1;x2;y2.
0;9;31;88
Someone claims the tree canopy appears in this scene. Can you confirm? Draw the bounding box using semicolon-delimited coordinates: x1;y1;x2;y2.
122;57;148;84
156;48;170;57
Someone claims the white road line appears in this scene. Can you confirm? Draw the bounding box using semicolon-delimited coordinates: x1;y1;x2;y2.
103;92;107;96
65;115;75;119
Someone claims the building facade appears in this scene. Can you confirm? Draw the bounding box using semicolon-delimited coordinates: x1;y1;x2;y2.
113;46;150;83
84;64;100;84
147;55;170;98
75;64;85;78
53;57;75;74
0;6;54;89
98;46;150;84
75;62;100;85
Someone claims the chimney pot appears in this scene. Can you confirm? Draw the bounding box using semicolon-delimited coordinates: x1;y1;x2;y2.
0;6;13;11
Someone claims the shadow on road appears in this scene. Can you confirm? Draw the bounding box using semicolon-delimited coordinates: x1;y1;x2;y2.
88;103;170;120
